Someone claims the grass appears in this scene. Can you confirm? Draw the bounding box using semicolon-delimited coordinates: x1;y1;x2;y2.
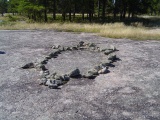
0;15;160;40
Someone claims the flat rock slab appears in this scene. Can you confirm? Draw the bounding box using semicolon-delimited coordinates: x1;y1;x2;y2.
0;30;160;120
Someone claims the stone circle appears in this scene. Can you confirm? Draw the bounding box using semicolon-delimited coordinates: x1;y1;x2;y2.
21;41;118;89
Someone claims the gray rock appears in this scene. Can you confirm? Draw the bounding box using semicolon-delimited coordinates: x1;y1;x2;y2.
62;74;70;81
50;72;57;79
110;45;116;51
46;80;58;89
39;78;47;85
44;70;50;75
71;47;78;50
35;64;47;71
54;75;63;80
88;43;96;47
45;55;52;59
83;73;96;79
51;79;63;86
69;68;81;78
100;48;107;52
52;45;56;49
21;62;34;69
94;65;101;71
79;41;84;46
108;54;117;61
88;69;99;75
66;47;72;50
104;49;114;55
98;67;109;74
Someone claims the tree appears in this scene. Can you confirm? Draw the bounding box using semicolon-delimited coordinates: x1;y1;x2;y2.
0;0;7;16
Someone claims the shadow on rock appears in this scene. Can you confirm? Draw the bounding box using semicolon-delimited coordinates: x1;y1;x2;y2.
0;51;5;54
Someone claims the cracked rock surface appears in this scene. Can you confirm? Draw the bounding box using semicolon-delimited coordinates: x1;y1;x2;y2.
0;30;160;120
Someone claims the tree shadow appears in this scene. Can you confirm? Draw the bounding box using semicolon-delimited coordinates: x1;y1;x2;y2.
0;51;5;54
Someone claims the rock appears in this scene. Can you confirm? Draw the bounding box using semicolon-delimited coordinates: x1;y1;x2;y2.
110;45;116;51
45;55;52;60
99;63;106;68
66;47;72;51
49;50;61;58
46;80;58;89
51;79;63;86
62;74;70;81
98;67;109;74
100;48;107;52
50;72;57;79
94;65;101;71
44;70;50;75
41;59;48;64
88;43;96;47
79;41;84;46
21;62;34;69
88;69;99;75
71;47;78;50
54;75;63;80
69;68;81;78
89;47;96;51
52;45;56;49
35;64;47;71
39;77;47;85
104;49;113;55
58;47;65;51
83;73;97;79
108;54;117;61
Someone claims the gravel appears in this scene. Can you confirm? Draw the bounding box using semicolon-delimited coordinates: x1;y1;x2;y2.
0;30;160;120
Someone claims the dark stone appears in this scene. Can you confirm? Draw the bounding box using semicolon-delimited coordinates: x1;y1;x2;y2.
21;62;34;69
69;68;81;78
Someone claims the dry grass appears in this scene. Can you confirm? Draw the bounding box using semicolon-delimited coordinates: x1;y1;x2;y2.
0;20;160;40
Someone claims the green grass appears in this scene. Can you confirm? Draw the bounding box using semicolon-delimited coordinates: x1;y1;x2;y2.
0;15;160;40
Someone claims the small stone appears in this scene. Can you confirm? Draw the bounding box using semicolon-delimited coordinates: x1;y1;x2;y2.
62;74;70;81
83;73;96;79
51;79;63;86
66;47;72;50
52;45;56;49
46;80;58;89
94;65;101;71
88;69;99;75
108;54;117;61
39;78;47;85
100;48;107;52
35;64;47;71
41;60;48;64
110;45;116;51
69;68;81;78
50;72;57;79
44;70;50;75
98;67;109;74
104;49;113;55
79;41;84;46
45;55;52;59
99;63;106;68
54;75;63;80
88;43;96;47
21;62;34;69
72;47;78;50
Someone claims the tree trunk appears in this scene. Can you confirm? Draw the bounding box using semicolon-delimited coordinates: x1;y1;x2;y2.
53;0;56;20
98;0;100;18
69;9;72;22
102;0;106;23
44;0;48;22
